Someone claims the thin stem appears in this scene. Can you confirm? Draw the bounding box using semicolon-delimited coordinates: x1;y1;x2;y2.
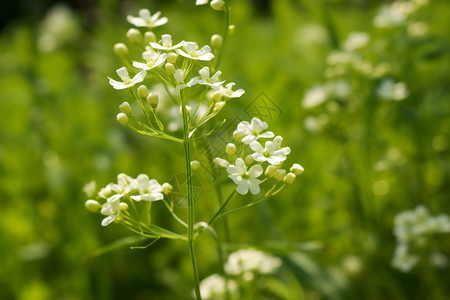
181;90;202;300
213;0;231;72
208;190;237;227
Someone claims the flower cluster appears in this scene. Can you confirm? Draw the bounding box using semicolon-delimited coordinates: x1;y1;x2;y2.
84;173;172;227
373;0;428;29
391;205;450;272
199;248;281;299
108;9;244;136
213;117;303;195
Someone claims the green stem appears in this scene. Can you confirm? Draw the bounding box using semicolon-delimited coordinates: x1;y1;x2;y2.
208;190;236;226
181;90;202;300
213;0;231;72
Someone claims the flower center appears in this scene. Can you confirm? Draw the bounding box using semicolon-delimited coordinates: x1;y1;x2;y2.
242;172;250;179
124;78;132;85
263;149;271;157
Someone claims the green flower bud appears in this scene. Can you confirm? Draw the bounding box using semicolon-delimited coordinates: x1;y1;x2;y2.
191;160;201;170
137;85;149;100
226;143;236;155
85;200;102;213
283;172;296;184
167;52;177;64
144;31;156;44
213;101;225;113
245;155;254;165
211;91;222;102
113;43;129;57
162;183;173;194
265;165;277;177
210;0;225;11
274;169;286;182
228;25;235;35
290;163;304;176
117;113;129;126
147;93;159;108
119;202;129;212
165;63;176;75
126;28;143;45
119;101;132;115
211;34;223;49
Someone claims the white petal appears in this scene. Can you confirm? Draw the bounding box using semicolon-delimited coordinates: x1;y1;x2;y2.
236;181;250;195
231;89;245;98
184;42;198;53
108;78;128;90
132;69;147;83
197;53;214;61
139;9;151;19
235;158;247;173
132;61;150;70
250;141;264;153
140;192;164;201
248;179;261;195
101;215;116;226
226;165;238;175
257;131;275;139
116;67;129;81
252;153;266;162
251;118;267;131
248;164;263;178
153;17;168;27
266;141;276;153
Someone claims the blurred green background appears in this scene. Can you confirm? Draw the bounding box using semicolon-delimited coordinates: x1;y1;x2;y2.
1;0;449;299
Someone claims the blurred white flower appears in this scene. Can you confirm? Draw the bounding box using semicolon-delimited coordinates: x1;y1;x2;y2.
391;244;420;272
199;274;237;299
302;85;328;108
127;9;168;28
150;34;184;51
178;42;214;61
374;2;415;28
378;79;408;101
233;117;274;144
227;158;263;195
225;248;282;278
108;67;146;90
343;32;370;52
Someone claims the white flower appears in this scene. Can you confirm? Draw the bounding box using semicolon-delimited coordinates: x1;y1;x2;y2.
133;52;167;71
100;196;122;226
373;2;415;28
378;79;408;101
343;32;370;52
127;9;168;28
226;158;263;195
177;42;214;61
108;67;146;90
130;174;164;201
233;117;274;144
150;34;184;51
250;139;289;165
195;0;209;5
199;274;237;299
391;244;419;272
211;82;245;99
187;67;225;87
225;248;282;278
302;85;328;108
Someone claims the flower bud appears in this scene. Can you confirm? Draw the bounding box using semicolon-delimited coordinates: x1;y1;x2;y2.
213;102;225;113
211;34;223;49
117;113;129;126
85;200;102;213
213;157;230;168
283;172;296;184
265;165;277;177
119;101;132;115
191;160;201;170
226;143;236;155
165;63;175;75
174;69;185;83
113;43;129;57
144;31;156;44
210;0;225;11
162;183;173;194
228;25;235;35
137;85;149;100
290;163;304;175
126;28;143;45
119;202;129;212
245;155;254;165
147;93;159;108
167;52;177;64
274;169;286;182
211;91;222;102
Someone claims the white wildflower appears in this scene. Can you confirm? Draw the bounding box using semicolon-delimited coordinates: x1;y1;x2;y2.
302;85;328;108
233;117;274;144
250;139;289;165
177;42;214;61
150;34;184;51
187;67;225;87
226;158;263;195
211;82;245;100
130;174;164;201
199;274;237;300
343;32;370;52
133;52;167;71
225;248;282;278
378;79;408;101
100;196;122;226
108;67;146;90
127;9;168;28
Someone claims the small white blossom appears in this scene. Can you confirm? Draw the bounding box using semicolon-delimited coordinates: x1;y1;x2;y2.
378;79;408;101
302;85;328;108
150;34;184;51
108;67;146;90
391;244;420;272
130;174;164;201
133;52;167;71
127;9;168;28
199;274;237;300
100;196;122;226
233;117;274;144
343;32;370;52
211;82;245;99
187;67;225;87
250;139;289;165
226;158;263;195
177;42;214;61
